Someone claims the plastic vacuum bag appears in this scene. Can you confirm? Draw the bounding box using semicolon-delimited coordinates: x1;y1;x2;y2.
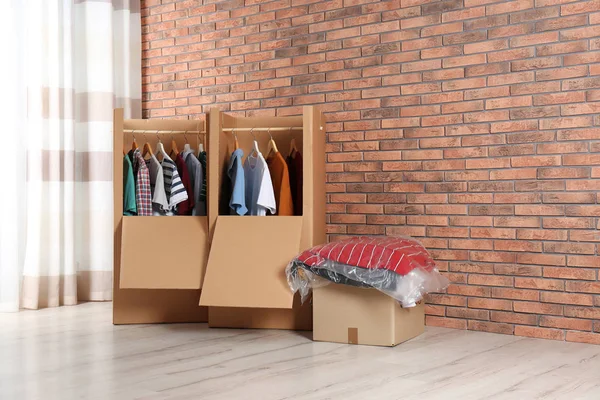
286;236;449;308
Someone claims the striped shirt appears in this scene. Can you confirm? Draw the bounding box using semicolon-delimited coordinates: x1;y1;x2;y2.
162;157;188;211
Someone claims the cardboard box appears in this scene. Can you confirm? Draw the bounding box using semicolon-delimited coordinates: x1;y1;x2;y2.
200;106;326;330
313;284;425;347
112;109;210;324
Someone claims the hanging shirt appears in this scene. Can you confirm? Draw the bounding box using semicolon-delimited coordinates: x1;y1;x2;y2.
123;155;137;216
244;152;276;216
228;148;247;216
182;149;206;216
162;157;188;213
287;152;303;216
130;149;152;216
175;153;194;215
266;152;294;216
198;150;207;205
146;155;170;215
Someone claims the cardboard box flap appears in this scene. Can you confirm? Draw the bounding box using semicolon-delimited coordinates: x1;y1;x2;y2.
120;216;209;289
200;216;303;309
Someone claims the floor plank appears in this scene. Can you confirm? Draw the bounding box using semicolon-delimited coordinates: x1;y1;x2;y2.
1;302;600;400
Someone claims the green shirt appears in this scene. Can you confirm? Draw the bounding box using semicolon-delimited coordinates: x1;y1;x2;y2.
123;155;137;216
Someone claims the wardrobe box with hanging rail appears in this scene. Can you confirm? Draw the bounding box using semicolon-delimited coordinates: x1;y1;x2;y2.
313;285;425;347
199;106;326;330
113;109;210;324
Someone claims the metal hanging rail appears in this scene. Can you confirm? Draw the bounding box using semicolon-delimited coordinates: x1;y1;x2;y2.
123;129;206;134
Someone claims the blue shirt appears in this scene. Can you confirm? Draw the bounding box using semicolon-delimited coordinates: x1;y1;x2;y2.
228;149;247;216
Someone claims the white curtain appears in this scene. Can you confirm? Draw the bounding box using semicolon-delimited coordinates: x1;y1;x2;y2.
0;0;141;312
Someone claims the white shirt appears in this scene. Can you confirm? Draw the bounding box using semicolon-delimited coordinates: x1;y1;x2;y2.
243;152;276;216
145;155;171;216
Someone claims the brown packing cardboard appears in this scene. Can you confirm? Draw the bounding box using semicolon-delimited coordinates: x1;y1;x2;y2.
200;106;326;330
120;216;209;289
112;109;210;324
313;284;425;347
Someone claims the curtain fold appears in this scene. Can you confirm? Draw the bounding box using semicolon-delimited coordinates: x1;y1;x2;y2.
0;0;141;312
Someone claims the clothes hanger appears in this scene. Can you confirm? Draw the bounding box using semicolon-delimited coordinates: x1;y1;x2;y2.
142;130;153;159
169;132;179;157
248;128;260;158
267;128;278;157
131;132;138;151
233;129;239;151
289;128;298;158
183;131;191;153
155;132;170;161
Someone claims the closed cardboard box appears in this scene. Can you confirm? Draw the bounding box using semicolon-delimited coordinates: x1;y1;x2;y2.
313;284;425;347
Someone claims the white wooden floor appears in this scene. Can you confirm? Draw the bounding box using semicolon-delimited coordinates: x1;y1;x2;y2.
1;303;600;400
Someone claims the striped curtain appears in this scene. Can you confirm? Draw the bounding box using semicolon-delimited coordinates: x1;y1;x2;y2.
0;0;141;311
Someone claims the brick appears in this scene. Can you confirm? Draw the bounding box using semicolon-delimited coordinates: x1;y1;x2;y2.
421;22;463;37
468;298;512;311
533;91;586;105
489;23;535;39
566;281;600;294
443;54;487;68
490;120;538;133
517;229;567;241
421;46;463;59
565;306;600;319
443;31;488;46
465;87;511;100
490;168;537;180
537;41;588;56
443;78;487;91
426;316;467;330
515;326;565;341
495;265;542;277
487;0;534;15
511;7;560;23
514;301;563;315
448;284;491;299
468;321;515;335
401;14;441;29
465;15;508;31
567;255;600;267
517;254;566;265
540;116;593;130
561;0;600;15
471;250;517;263
567;332;600;345
561;26;600;41
537;15;588;31
491;310;538;325
495;216;541;228
485;96;532;109
443;6;485;22
510;32;558;47
541;292;593;306
447;307;490;321
511;56;561;71
466;62;511;77
469;274;513;287
565;205;600;217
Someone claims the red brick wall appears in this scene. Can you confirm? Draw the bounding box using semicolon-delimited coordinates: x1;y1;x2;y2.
141;0;600;343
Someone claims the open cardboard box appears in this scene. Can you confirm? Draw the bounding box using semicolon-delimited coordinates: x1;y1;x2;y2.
112;109;210;324
199;106;325;330
313;284;425;347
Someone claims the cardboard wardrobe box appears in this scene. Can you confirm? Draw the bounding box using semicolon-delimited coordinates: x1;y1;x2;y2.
313;284;425;347
199;106;326;330
112;109;210;324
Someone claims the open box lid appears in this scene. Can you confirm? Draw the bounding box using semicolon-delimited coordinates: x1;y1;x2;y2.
199;216;303;309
